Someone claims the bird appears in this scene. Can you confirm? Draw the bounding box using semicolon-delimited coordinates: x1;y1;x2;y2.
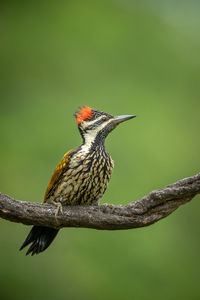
20;106;136;255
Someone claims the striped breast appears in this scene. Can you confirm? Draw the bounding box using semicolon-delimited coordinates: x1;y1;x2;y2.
45;145;114;206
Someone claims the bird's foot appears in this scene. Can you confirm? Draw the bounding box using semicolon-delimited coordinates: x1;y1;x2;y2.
51;201;63;217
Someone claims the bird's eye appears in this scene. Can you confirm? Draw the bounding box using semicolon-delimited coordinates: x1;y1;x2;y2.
102;117;107;122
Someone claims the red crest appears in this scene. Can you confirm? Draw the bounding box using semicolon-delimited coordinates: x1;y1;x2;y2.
75;106;93;124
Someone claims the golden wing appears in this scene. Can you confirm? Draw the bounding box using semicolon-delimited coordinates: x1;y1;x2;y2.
43;149;73;203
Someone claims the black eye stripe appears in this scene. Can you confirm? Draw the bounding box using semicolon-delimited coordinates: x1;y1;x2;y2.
86;120;104;130
85;117;111;130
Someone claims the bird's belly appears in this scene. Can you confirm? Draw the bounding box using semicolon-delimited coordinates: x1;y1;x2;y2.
53;155;114;205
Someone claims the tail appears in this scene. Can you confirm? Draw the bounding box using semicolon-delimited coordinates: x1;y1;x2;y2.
19;226;59;256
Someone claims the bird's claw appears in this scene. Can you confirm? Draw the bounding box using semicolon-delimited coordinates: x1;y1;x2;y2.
51;201;63;217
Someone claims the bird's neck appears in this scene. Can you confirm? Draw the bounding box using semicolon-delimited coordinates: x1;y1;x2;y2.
81;132;106;154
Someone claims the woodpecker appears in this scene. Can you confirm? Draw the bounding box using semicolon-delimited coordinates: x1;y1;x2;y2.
20;106;136;255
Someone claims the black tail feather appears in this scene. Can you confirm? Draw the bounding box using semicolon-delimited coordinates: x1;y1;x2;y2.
20;226;59;256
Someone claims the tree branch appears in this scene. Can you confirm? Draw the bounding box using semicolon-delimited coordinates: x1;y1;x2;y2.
0;173;199;230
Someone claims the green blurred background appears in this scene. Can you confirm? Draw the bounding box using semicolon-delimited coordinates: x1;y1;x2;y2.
1;0;200;299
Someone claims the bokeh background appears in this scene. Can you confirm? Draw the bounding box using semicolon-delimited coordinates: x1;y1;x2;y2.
1;1;200;299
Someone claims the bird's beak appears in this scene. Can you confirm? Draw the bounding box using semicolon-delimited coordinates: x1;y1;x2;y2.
113;115;136;125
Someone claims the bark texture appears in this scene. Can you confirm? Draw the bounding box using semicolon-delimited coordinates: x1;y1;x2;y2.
0;173;199;230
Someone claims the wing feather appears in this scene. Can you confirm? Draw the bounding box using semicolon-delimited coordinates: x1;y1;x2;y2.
43;150;73;202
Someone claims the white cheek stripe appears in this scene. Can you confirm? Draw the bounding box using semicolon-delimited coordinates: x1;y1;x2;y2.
82;118;114;151
81;116;104;129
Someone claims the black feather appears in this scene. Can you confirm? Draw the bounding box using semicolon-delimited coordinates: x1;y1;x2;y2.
20;226;59;256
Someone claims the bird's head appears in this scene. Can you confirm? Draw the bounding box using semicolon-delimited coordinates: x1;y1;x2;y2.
74;106;136;146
